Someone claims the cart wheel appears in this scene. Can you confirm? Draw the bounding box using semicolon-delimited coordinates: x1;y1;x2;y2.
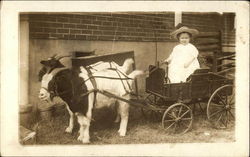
207;84;235;129
141;94;162;121
162;103;193;134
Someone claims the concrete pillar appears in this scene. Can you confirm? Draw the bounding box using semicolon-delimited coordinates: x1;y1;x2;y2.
20;15;29;107
175;11;182;26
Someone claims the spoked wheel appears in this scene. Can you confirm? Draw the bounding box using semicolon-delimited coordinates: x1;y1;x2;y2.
207;84;235;129
141;94;162;121
162;103;193;134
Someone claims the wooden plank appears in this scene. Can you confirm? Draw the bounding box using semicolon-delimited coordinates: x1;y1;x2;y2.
217;54;235;60
194;38;220;45
217;62;235;68
216;67;235;74
197;32;220;37
196;44;220;51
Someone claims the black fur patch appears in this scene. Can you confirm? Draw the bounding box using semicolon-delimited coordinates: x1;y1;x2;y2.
47;68;89;115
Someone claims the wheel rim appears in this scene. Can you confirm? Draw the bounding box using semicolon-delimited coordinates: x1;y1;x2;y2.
207;84;235;129
162;103;193;134
141;94;163;121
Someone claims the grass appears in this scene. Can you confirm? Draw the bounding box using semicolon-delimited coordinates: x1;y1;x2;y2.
31;103;235;145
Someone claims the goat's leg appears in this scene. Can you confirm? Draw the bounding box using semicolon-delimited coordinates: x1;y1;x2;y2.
114;101;120;123
118;101;129;136
65;104;74;133
76;114;90;144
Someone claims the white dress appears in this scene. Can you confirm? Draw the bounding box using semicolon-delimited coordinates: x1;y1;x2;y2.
168;43;200;83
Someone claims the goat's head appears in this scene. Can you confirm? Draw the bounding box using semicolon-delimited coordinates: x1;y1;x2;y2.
38;54;71;101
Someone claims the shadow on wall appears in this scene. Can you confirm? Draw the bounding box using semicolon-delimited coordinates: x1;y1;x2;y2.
29;39;177;104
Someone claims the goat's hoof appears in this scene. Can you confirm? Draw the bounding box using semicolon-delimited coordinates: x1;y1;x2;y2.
82;138;90;144
65;127;73;133
77;135;90;144
77;135;84;141
118;129;126;136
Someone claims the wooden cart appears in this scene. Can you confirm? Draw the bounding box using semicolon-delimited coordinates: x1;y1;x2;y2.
142;65;235;134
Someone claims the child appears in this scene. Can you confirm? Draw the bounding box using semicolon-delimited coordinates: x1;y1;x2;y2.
164;24;200;83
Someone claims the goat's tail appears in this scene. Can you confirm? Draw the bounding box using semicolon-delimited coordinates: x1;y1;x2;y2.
121;58;134;74
128;70;144;79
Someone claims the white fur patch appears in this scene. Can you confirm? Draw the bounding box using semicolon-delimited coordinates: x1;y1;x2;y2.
41;73;53;89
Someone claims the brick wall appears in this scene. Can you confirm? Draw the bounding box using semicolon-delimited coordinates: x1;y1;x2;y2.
29;13;175;42
182;12;222;32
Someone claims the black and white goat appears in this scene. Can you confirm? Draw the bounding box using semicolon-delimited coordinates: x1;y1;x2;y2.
38;54;143;143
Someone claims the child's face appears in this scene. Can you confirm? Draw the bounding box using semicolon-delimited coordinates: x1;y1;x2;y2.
178;33;190;45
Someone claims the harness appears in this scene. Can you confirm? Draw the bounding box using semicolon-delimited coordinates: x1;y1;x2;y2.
43;64;135;107
80;66;135;107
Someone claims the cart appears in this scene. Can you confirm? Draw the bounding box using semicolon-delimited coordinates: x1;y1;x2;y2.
72;51;235;135
141;64;235;134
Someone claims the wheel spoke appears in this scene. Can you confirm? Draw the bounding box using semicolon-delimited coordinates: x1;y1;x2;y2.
164;119;176;122
167;112;176;119
225;111;228;126
178;106;183;117
173;123;177;133
180;109;190;119
216;113;223;124
210;103;224;108
181;118;192;121
165;122;176;130
229;110;235;119
220;114;227;128
209;109;224;118
216;93;227;106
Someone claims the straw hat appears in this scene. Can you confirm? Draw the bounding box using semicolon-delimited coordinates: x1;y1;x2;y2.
170;24;199;40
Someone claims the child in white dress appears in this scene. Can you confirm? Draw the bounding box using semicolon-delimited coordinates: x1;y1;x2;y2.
164;25;200;83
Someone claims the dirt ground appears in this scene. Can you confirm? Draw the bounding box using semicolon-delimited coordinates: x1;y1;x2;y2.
31;103;235;145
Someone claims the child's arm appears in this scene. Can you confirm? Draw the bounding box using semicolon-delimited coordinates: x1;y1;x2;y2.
184;46;199;68
184;56;195;68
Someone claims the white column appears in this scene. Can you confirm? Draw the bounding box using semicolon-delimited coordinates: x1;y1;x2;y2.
175;11;182;26
20;15;29;106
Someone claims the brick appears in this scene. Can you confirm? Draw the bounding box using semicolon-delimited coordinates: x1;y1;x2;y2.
76;24;87;29
81;19;92;24
69;18;81;23
57;29;69;33
102;21;113;26
92;20;102;25
64;23;76;28
57;17;69;22
96;16;107;21
44;28;56;33
98;35;114;41
50;34;64;39
29;22;46;27
46;23;63;28
70;29;81;34
75;35;87;40
29;15;57;22
102;31;115;35
86;35;98;40
87;25;99;30
92;30;102;35
81;30;92;35
30;27;44;33
64;34;76;40
99;26;114;30
84;15;97;21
